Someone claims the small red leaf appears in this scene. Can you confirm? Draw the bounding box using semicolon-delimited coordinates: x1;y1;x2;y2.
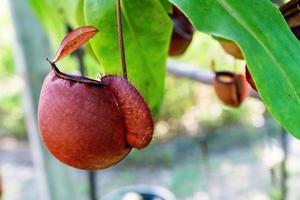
51;26;98;63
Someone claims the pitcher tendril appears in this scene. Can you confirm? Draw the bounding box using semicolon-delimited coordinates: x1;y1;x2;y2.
117;0;127;79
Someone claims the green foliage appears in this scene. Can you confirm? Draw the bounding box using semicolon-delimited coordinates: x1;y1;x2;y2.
160;77;196;118
50;0;80;27
0;49;25;138
27;0;300;139
76;0;85;26
170;0;300;138
85;0;172;115
29;0;82;29
28;0;66;45
0;48;14;76
159;0;172;13
0;93;26;138
29;0;173;116
0;8;26;138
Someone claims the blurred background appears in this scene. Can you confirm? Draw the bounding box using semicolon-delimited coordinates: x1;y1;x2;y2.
1;0;300;200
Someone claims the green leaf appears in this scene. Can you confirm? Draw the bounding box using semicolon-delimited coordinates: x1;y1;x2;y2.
28;0;66;45
170;0;300;138
50;0;80;27
29;0;81;39
159;0;173;13
85;0;172;115
76;0;86;26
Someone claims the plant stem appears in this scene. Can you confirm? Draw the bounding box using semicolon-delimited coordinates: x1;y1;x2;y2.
116;0;127;79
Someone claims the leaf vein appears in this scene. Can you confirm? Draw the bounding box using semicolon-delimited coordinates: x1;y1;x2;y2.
217;0;300;106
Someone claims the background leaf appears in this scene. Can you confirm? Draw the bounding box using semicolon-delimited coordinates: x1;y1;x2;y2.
170;0;300;138
28;0;66;44
159;0;173;13
49;0;80;27
29;0;82;40
76;0;85;26
85;0;172;115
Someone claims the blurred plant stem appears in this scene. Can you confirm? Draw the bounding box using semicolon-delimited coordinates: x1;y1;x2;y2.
280;129;289;200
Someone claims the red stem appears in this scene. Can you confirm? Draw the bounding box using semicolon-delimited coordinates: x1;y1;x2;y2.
117;0;127;79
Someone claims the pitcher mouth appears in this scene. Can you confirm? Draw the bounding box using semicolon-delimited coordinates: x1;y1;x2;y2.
215;71;236;84
173;19;194;40
47;58;104;86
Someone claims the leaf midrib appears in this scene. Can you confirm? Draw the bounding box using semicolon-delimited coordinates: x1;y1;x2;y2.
218;0;300;106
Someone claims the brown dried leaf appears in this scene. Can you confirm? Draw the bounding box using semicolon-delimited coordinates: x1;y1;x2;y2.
51;26;98;63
